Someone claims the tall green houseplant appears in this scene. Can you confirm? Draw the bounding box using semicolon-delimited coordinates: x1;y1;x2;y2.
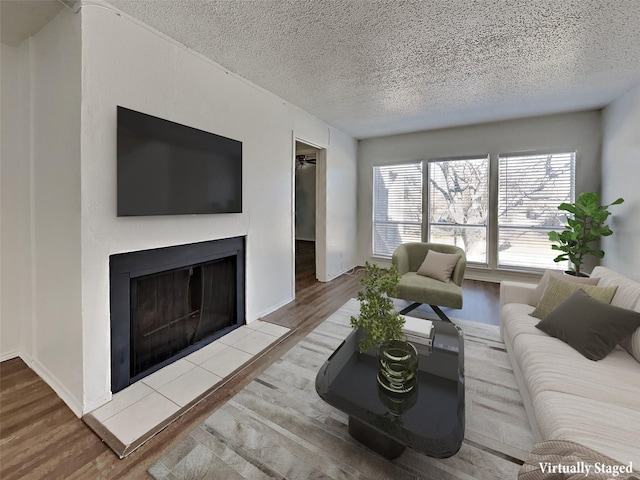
350;262;404;353
548;192;624;276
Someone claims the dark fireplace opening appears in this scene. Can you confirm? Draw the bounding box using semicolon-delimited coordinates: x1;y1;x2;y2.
110;237;245;394
131;257;236;378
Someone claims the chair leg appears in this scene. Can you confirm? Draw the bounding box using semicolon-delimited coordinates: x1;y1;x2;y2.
399;303;453;323
429;305;452;323
399;303;421;315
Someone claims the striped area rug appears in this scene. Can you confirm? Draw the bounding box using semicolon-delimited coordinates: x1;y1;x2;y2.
149;299;534;479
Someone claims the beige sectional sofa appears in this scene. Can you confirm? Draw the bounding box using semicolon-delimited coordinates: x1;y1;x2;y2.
500;266;640;466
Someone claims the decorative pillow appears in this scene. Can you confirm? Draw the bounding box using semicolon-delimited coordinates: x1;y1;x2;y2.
416;250;461;283
531;269;599;306
530;276;618;319
536;289;640;361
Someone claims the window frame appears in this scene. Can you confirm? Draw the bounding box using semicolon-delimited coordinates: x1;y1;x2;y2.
496;150;576;271
372;162;423;258
426;155;491;266
370;149;578;273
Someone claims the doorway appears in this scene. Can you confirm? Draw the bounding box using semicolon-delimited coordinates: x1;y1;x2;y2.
294;141;320;292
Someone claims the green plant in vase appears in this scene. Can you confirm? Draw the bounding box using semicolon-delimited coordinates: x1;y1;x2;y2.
548;192;624;276
350;262;404;352
350;262;417;394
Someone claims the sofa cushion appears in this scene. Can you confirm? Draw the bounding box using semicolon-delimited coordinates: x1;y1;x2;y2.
531;269;599;306
592;266;640;310
534;391;640;466
416;250;461;283
536;289;640;361
513;332;640;411
620;329;640;364
530;276;617;319
514;332;640;412
592;266;640;364
500;303;545;346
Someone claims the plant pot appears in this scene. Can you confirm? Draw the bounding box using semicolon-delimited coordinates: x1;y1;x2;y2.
377;339;418;394
564;271;590;278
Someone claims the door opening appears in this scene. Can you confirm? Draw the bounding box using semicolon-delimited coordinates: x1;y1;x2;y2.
294;141;320;292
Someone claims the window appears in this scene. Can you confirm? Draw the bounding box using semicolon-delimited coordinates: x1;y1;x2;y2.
498;152;575;269
372;150;577;272
428;157;489;264
373;163;422;257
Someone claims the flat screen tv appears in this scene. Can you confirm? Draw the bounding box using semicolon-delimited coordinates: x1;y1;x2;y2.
117;106;242;216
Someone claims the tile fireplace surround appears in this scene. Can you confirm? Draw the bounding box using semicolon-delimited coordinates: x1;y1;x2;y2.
84;319;291;458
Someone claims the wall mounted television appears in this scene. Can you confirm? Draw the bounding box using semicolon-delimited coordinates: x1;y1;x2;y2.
117;106;242;216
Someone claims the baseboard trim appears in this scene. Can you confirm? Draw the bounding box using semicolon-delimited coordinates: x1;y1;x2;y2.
255;296;294;320
0;350;21;363
29;357;83;418
326;263;358;282
0;351;83;416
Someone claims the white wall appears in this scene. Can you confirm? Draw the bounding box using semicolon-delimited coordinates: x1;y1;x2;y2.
325;129;358;278
79;6;357;413
357;111;603;274
0;42;31;361
601;83;640;280
31;10;84;414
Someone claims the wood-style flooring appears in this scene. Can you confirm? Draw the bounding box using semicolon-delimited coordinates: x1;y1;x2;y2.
0;242;498;480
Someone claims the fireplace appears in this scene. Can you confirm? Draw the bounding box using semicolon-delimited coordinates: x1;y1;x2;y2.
110;237;245;393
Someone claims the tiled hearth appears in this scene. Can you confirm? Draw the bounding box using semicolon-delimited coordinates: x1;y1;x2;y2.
83;320;290;458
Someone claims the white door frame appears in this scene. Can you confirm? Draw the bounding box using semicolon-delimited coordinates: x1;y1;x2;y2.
292;136;328;300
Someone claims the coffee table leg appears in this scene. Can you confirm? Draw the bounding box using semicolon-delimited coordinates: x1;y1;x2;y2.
348;416;406;459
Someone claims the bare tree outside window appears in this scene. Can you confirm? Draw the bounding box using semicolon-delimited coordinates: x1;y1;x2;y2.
372;152;575;269
428;157;489;263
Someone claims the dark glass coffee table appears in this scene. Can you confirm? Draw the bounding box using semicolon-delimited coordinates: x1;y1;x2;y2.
315;318;464;459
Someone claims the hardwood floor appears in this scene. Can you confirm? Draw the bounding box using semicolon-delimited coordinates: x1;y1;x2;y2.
0;247;498;479
295;240;500;326
405;277;501;326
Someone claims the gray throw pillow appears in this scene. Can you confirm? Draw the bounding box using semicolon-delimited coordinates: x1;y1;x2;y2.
536;289;640;361
416;250;461;283
530;276;617;319
531;269;599;306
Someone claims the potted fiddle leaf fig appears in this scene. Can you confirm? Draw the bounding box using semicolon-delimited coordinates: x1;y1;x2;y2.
350;262;417;394
548;192;624;276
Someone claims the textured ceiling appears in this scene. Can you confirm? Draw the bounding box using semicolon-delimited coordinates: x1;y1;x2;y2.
6;1;640;138
104;0;640;138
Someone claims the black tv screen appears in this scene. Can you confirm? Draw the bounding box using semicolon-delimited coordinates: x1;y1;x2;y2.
117;106;242;216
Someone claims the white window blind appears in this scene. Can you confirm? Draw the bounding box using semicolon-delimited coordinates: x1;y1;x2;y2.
498;152;575;269
373;163;422;258
427;156;489;264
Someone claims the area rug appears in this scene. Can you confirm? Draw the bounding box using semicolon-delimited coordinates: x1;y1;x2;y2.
148;299;534;479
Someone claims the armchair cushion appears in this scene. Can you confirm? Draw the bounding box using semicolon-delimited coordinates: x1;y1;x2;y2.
417;250;461;283
397;272;464;308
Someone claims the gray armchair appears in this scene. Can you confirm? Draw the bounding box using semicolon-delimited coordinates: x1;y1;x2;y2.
392;242;466;322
